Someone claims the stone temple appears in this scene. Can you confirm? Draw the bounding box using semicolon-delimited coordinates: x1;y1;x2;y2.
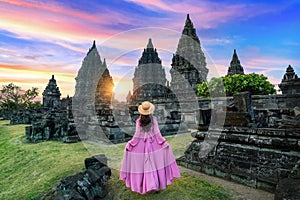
170;14;208;96
73;40;114;142
227;49;245;76
127;38;181;136
42;75;61;109
279;65;300;94
130;38;171;104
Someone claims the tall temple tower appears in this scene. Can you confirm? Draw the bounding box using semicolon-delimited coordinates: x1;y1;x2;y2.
73;40;114;110
72;41;114;142
227;49;245;76
131;38;168;104
42;75;61;108
170;14;208;96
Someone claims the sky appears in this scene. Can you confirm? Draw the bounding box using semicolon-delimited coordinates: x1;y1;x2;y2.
0;0;300;101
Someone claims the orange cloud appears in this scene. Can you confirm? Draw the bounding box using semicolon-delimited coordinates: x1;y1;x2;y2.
0;63;76;97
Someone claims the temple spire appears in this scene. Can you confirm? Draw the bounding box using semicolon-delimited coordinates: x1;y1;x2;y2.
103;58;107;67
87;40;97;55
170;14;208;94
138;39;161;65
279;64;300;94
42;75;61;108
227;49;244;76
132;39;167;101
283;65;298;80
147;38;154;49
184;14;192;28
182;13;198;42
231;49;240;65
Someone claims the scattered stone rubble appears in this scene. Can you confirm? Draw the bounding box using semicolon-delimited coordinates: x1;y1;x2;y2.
41;154;111;200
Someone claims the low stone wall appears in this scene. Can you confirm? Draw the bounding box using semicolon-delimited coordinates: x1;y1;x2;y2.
197;94;300;111
252;94;300;109
177;127;300;192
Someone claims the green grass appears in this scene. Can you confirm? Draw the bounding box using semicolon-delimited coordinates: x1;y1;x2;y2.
0;120;232;200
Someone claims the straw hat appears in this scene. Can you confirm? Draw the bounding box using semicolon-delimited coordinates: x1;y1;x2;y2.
138;101;155;115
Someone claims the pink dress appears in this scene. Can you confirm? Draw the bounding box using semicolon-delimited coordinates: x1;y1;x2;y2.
120;116;180;194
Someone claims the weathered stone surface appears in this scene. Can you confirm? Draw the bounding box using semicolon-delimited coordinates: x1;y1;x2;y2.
170;14;208;95
275;160;300;200
72;41;111;143
10;108;33;125
179;125;300;192
41;154;111;200
25;109;79;143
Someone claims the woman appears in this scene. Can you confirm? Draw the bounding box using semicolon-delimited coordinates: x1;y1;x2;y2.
120;101;180;194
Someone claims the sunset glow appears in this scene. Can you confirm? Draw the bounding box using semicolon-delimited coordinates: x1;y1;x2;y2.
1;0;299;101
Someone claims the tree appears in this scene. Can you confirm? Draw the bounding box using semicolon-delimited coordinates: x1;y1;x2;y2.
197;73;276;97
0;83;41;111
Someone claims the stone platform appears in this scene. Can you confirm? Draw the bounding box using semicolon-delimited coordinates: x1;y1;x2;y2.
177;127;300;192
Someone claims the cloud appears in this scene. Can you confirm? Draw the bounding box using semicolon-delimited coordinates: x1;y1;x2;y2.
0;63;76;97
1;0;298;101
126;0;288;29
0;0;139;44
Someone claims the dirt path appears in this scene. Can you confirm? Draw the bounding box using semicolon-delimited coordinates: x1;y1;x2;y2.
178;166;274;200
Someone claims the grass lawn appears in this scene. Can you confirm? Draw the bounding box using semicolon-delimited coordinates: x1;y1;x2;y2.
0;120;232;200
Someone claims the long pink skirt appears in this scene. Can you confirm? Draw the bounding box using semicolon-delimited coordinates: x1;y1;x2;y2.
120;134;180;194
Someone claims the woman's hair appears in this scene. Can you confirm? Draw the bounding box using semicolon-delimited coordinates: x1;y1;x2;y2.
139;114;152;132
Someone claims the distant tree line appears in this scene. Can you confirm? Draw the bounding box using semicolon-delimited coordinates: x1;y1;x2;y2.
197;73;276;97
0;83;41;118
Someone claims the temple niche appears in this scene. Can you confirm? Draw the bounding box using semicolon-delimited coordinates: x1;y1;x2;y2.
170;14;208;96
279;65;300;94
42;75;61;109
227;49;245;76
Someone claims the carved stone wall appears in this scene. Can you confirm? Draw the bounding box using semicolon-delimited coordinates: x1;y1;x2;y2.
178;127;300;192
178;93;300;193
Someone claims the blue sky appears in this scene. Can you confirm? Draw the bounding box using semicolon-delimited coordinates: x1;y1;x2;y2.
0;0;299;101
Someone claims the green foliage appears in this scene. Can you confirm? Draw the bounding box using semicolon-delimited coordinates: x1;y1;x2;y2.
197;82;209;98
197;73;276;97
0;83;41;113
